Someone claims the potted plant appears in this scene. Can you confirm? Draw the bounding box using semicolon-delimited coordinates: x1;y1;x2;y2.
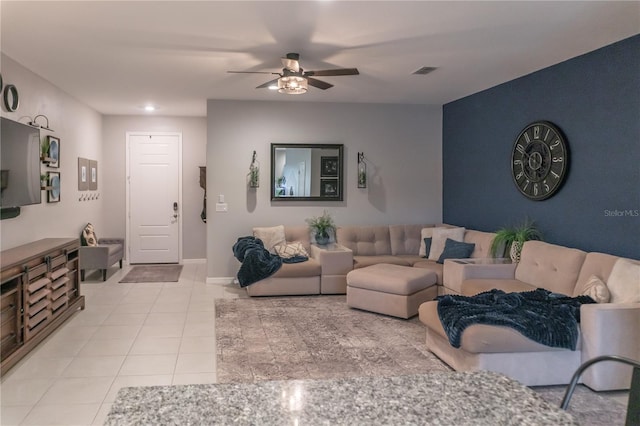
40;138;50;161
490;219;542;263
306;210;336;245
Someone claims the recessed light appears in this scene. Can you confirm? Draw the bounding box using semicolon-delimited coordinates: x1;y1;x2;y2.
144;105;156;112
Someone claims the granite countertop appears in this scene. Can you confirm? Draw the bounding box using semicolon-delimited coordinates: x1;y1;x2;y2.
105;370;577;425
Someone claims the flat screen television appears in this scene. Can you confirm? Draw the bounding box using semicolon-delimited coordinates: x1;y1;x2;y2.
0;117;42;208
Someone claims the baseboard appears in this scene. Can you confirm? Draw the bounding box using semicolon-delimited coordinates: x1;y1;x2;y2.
182;258;206;264
207;277;235;285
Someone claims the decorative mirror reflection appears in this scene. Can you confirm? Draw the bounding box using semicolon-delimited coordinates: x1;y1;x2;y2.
271;143;344;201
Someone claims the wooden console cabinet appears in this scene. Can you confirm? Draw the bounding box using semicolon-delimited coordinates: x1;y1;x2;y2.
1;238;85;375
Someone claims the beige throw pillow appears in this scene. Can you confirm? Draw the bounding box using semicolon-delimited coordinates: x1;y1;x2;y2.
419;228;435;257
274;242;309;259
428;227;466;261
253;225;286;254
578;275;611;303
607;258;640;304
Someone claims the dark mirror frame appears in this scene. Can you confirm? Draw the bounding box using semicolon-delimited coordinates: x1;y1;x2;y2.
271;143;344;201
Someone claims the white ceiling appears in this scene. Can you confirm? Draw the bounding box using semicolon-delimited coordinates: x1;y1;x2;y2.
1;1;638;117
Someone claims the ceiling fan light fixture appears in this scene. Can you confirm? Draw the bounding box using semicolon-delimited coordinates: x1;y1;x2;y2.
278;75;307;95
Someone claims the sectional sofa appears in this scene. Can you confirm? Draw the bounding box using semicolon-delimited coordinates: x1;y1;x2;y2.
244;223;495;296
419;240;640;390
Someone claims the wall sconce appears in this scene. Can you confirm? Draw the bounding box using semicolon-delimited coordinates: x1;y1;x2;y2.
249;150;259;188
27;114;55;132
357;152;367;188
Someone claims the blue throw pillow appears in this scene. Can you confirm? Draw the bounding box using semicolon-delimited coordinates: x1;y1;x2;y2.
421;237;432;258
437;238;475;264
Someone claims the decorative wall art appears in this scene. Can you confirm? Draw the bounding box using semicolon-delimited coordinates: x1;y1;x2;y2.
47;136;60;168
89;160;98;190
47;172;60;203
78;157;89;191
320;178;339;197
321;156;339;177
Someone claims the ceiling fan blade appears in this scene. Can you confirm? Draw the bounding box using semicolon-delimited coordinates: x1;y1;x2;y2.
227;71;278;74
307;77;333;90
281;57;300;73
256;78;280;89
305;68;359;77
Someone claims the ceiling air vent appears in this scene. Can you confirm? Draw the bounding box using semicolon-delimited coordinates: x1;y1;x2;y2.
412;67;438;75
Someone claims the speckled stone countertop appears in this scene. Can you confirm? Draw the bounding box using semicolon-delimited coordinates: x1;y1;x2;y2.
105;370;577;425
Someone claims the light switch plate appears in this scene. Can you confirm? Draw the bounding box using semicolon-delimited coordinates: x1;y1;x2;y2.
215;203;228;212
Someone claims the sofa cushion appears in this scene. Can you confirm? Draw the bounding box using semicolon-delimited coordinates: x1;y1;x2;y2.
419;228;434;257
412;260;444;285
437;239;475;264
419;301;579;353
337;226;391;256
389;224;431;255
461;279;536;296
575;275;610;303
284;225;312;253
463;229;496;259
428;227;465;261
272;259;321;278
573;252;620;297
253;225;286;254
607;258;640;303
353;255;410;269
396;255;426;266
347;263;436;295
274;242;309;259
515;241;586;296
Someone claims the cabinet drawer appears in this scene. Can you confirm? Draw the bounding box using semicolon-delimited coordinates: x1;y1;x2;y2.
28;277;50;294
50;254;67;269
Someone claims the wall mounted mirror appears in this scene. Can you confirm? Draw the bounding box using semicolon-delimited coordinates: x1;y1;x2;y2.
271;143;344;201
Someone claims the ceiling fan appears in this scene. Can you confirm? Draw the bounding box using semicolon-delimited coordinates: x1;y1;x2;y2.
227;53;359;94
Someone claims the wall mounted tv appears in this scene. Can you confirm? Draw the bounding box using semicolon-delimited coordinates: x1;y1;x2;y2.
1;117;42;208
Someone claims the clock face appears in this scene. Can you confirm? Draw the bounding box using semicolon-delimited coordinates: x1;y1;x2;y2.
511;121;568;201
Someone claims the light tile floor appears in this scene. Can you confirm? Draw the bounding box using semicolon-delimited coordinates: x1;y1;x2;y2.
0;262;630;425
0;261;246;425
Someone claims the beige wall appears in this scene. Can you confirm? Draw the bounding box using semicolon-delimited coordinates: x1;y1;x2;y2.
0;55;104;250
206;99;443;279
101;115;207;260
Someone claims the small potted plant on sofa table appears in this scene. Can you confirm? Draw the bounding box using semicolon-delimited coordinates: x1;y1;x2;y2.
306;210;336;246
490;219;542;263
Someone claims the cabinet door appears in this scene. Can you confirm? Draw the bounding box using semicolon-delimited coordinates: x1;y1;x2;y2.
0;276;22;358
24;263;51;340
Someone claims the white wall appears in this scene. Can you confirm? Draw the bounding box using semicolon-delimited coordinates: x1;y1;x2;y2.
0;55;104;250
101;115;207;259
206;100;443;279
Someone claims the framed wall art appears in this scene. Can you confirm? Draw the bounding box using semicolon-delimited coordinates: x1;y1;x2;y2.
320;156;339;177
47;172;61;202
78;157;89;191
89;160;98;190
320;178;339;197
47;136;60;168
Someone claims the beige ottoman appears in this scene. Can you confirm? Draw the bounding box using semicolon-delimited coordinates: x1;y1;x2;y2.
346;263;438;319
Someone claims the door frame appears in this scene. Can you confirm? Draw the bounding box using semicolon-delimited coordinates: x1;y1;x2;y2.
125;131;183;264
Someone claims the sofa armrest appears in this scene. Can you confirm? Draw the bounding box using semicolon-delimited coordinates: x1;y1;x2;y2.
580;302;640;390
310;244;353;275
443;259;517;294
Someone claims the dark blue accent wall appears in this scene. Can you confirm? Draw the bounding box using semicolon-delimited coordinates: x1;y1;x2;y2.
443;35;639;259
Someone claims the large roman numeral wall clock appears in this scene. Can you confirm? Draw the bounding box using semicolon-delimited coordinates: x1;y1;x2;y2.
511;121;568;201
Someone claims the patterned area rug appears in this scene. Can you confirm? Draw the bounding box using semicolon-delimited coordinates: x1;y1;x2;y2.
215;295;627;426
119;264;183;283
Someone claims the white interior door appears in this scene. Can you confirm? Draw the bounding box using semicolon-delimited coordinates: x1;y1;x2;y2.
127;133;182;264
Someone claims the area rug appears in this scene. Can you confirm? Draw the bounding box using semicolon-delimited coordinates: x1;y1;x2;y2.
119;264;183;283
215;295;627;426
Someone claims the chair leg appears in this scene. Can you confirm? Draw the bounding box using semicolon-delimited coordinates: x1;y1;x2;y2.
81;270;85;281
627;367;640;426
102;269;107;281
119;259;123;268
